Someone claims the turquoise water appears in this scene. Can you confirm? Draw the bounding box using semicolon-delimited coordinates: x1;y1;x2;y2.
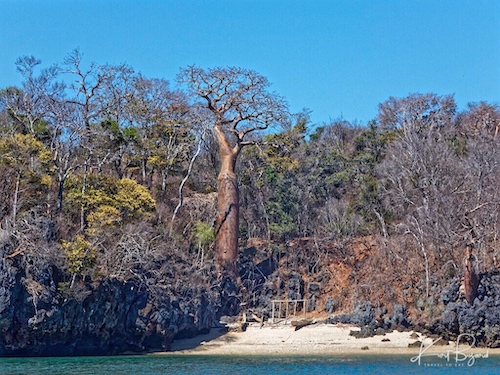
1;354;499;375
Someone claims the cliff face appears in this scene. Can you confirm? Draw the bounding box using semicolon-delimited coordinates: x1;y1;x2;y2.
238;238;500;348
0;255;227;356
2;236;500;355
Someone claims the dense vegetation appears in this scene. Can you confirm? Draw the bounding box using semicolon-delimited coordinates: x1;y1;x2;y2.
1;51;500;326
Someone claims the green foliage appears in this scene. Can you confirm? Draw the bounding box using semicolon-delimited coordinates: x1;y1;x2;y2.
193;221;215;247
263;181;301;239
268;219;296;239
142;122;192;181
32;119;51;143
238;117;393;240
262;128;302;173
293;117;308;135
100;119;139;144
239;121;310;239
57;281;91;301
309;126;324;142
122;126;139;143
353;121;394;165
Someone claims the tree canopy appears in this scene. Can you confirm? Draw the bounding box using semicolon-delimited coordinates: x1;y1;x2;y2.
1;52;499;315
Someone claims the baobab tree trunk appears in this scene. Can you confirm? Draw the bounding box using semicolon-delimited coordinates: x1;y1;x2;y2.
179;66;288;275
214;126;241;275
464;246;479;305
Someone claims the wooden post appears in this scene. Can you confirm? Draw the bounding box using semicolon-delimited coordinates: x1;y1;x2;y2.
271;301;275;323
285;301;289;323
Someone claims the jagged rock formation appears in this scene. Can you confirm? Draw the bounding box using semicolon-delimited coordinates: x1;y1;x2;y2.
326;302;411;338
321;272;500;347
430;270;500;348
0;253;238;356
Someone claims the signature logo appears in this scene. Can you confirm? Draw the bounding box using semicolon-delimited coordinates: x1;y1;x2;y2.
410;333;489;367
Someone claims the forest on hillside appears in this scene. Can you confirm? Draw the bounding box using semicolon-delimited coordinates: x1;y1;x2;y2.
1;51;500;340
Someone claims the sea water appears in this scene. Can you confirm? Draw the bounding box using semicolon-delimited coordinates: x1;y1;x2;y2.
1;354;499;375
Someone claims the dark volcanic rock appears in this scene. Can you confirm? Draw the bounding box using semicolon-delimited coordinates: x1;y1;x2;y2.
349;325;376;338
307;296;316;312
0;254;223;356
308;282;321;295
324;270;500;347
384;304;410;330
324;296;339;314
328;301;375;327
287;273;304;301
433;270;500;347
440;279;460;305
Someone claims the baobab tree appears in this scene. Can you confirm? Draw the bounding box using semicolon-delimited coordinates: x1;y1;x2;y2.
179;66;288;275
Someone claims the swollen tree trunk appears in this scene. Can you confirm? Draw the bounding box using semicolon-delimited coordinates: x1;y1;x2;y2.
216;154;239;273
464;246;479;305
214;126;241;275
179;66;288;275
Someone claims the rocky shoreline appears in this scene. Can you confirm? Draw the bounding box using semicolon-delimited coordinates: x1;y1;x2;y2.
0;254;238;356
2;245;500;356
313;271;500;349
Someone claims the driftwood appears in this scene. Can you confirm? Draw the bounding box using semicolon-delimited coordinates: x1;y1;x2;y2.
227;312;248;332
251;314;263;324
291;319;313;331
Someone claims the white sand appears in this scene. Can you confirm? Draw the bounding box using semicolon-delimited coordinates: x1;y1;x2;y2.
165;322;498;356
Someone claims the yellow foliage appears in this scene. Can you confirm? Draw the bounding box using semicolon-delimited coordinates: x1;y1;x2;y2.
114;178;156;217
40;174;52;188
38;149;53;166
85;188;115;208
61;235;96;275
13;133;44;154
0;133;51;170
147;155;167;169
66;175;156;226
288;159;299;171
87;205;121;229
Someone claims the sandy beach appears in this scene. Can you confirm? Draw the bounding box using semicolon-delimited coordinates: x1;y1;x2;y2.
167;322;499;356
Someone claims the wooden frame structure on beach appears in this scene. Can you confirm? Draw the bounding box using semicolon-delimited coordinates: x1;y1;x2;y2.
270;299;308;323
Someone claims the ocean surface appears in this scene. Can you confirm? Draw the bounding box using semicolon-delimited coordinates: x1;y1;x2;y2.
1;354;498;375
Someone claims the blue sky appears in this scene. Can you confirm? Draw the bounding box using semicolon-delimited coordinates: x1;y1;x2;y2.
1;0;499;126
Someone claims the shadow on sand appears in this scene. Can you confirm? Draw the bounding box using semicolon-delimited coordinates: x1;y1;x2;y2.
169;326;235;352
